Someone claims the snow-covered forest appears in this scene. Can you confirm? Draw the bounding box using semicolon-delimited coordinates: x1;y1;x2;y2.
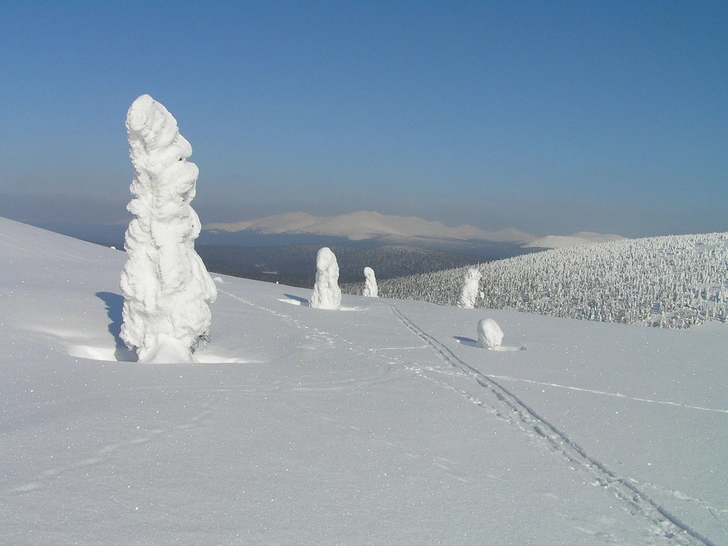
374;233;728;329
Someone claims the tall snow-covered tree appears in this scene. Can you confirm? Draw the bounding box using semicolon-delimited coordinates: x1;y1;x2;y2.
363;266;378;297
458;267;482;309
310;247;342;310
120;94;217;363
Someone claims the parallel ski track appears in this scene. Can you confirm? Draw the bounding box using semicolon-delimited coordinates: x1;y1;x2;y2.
387;301;717;546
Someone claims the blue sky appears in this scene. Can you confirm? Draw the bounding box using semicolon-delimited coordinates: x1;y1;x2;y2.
1;1;726;237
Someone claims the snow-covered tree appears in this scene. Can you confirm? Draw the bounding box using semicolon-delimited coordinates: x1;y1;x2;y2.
458;267;482;309
310;247;341;309
363;266;378;297
120;94;217;363
379;232;728;329
477;318;504;349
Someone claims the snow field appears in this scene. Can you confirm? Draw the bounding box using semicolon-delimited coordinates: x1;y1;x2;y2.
1;217;727;545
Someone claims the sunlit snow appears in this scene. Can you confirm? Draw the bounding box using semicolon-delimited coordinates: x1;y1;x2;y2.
1;217;726;545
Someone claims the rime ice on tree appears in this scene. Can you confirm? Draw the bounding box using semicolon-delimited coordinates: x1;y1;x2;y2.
458;267;482;309
476;318;504;349
363;266;378;298
119;94;217;363
310;247;342;310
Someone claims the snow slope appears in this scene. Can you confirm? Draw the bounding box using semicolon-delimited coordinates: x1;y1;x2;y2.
1;217;726;545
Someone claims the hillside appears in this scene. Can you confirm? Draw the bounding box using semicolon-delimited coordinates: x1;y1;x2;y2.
2;217;727;545
377;233;728;329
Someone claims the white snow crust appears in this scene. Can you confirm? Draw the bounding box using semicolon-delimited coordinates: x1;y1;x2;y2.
2;217;727;545
120;94;217;363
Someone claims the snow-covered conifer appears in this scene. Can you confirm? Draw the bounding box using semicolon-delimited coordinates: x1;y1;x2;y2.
120;94;217;363
476;318;504;349
363;266;378;298
458;267;482;309
310;247;342;310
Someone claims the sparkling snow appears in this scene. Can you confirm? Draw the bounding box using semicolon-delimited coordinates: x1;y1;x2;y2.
1;217;726;545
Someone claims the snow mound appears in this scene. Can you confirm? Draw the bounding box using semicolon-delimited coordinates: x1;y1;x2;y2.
476;317;504;349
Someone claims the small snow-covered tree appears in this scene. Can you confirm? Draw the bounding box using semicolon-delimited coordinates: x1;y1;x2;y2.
363;266;378;298
458;267;482;309
476;318;504;349
120;94;217;363
310;247;341;310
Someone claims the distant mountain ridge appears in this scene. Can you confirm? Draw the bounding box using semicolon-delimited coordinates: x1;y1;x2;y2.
523;231;626;249
203;211;536;243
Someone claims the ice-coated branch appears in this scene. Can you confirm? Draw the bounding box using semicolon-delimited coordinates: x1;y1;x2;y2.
120;94;217;363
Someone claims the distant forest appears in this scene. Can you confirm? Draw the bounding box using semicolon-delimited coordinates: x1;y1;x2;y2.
197;243;530;289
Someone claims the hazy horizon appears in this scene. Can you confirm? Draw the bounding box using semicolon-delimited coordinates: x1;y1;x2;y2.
1;1;726;238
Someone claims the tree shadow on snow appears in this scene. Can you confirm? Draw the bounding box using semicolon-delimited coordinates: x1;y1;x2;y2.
96;292;137;362
454;336;477;347
283;293;310;306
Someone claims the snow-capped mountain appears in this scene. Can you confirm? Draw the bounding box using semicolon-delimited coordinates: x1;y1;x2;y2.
2;216;726;545
523;231;626;248
203;210;536;243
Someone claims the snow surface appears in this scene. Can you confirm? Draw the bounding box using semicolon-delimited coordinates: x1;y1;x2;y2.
2;217;727;545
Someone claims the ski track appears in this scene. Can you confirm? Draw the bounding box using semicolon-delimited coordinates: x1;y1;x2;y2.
385;301;718;546
219;288;351;352
200;288;718;545
488;375;728;415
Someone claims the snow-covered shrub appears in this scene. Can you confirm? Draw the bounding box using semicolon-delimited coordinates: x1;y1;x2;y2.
457;267;482;309
363;266;378;297
476;318;504;349
310;247;342;309
120;94;217;363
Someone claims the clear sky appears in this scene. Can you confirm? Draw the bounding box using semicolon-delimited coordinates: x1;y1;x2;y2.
1;1;726;238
